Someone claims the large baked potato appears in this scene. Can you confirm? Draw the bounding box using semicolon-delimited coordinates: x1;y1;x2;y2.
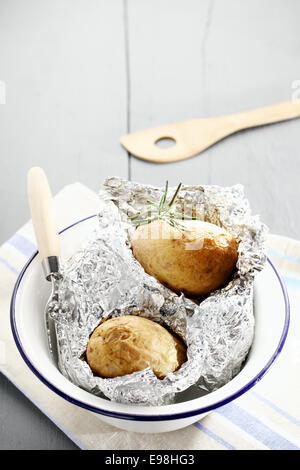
132;219;238;297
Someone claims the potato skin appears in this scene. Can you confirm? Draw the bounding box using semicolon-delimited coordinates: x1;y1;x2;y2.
86;315;186;379
132;219;238;297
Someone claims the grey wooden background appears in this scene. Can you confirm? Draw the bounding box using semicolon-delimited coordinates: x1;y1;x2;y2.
0;0;299;450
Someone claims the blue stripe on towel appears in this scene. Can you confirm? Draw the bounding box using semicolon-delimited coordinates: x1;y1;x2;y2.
268;249;300;265
8;233;36;258
251;391;300;428
282;275;300;291
0;256;20;275
217;403;299;450
193;421;235;449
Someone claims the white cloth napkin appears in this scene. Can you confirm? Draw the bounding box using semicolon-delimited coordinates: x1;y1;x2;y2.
0;183;299;450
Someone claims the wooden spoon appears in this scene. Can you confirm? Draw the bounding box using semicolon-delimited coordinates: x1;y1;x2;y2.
120;101;300;163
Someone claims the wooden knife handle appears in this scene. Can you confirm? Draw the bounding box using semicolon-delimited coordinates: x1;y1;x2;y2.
27;167;60;261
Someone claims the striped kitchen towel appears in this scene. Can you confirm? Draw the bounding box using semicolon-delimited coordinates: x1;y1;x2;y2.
0;183;299;450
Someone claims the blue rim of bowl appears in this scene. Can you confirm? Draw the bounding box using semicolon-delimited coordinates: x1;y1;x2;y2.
10;215;290;422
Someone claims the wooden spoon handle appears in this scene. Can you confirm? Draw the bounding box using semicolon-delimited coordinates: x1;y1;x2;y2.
229;101;300;130
27;167;60;261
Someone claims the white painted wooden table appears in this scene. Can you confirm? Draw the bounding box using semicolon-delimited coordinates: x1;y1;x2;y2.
0;0;299;449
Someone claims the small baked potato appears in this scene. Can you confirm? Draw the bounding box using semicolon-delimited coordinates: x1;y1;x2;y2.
132;219;238;297
86;315;186;379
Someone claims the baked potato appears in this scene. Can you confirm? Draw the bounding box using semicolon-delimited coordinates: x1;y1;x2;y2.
86;315;186;379
132;219;238;297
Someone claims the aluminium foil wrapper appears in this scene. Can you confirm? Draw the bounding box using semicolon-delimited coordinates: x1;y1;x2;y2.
51;177;268;406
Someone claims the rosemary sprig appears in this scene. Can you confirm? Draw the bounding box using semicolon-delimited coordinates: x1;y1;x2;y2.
128;181;199;231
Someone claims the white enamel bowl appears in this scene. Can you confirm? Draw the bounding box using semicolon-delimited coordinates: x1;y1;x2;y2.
10;216;290;433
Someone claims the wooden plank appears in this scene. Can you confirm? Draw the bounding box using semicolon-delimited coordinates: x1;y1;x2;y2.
128;0;300;238
0;0;128;242
127;0;212;186
0;373;77;449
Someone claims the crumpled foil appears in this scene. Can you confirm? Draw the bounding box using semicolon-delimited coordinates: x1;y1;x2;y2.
51;177;267;405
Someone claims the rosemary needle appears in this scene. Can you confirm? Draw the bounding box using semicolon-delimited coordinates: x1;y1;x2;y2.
128;182;200;232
